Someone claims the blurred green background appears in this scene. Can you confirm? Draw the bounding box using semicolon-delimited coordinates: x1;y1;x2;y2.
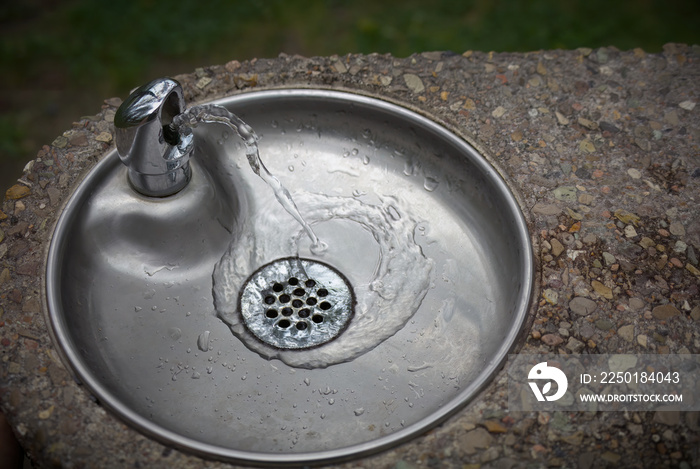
2;0;699;191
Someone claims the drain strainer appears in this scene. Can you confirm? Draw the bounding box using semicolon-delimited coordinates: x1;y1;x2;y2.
238;257;355;349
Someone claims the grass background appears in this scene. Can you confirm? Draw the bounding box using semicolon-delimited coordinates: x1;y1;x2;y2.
1;0;699;191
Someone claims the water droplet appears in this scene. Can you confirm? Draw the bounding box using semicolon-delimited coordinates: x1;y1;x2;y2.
134;306;142;312
328;398;335;405
197;331;210;352
192;372;201;379
354;408;365;416
386;205;401;221
168;327;182;341
423;177;439;192
351;148;359;156
288;165;294;172
143;289;156;299
303;378;311;386
309;240;328;255
362;155;370;165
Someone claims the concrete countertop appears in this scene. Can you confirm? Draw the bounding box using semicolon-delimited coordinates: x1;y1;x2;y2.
1;45;699;468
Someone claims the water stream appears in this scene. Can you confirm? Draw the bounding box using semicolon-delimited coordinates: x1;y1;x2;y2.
175;104;433;369
174;104;326;254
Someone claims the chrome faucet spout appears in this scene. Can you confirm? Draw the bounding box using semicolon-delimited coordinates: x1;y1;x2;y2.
114;78;193;197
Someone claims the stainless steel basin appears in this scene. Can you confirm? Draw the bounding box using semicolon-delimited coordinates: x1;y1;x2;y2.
46;89;534;465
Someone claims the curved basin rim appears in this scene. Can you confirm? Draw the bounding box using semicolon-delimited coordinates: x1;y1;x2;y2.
45;88;535;465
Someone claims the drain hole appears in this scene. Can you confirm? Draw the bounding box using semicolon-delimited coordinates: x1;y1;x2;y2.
239;257;355;349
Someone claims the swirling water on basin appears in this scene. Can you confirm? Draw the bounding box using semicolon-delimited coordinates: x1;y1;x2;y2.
213;191;434;369
177;104;434;369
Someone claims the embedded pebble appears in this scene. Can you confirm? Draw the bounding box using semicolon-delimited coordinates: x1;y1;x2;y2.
484;420;507;433
403;74;424;93
614;209;640;225
582;233;597;244
5;185;31;200
569;297;597;316
579;139;595;153
492;106;507;118
639;237;655;249
579;324;595;339
602;252;616;266
687;245;698;265
652;304;680;320
550;238;565;257
637;334;648;347
690;306;700;321
669;222;685;236
627;168;642;179
617;325;634;343
553;186;577;202
95;132;112;143
591;280;613;299
596;319;614;331
543;289;558;305
532;203;561;216
566;337;585;353
541;334;564;346
578;193;594;205
555;111;570;125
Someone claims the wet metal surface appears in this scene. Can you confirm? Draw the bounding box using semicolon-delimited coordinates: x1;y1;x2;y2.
46;89;534;464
